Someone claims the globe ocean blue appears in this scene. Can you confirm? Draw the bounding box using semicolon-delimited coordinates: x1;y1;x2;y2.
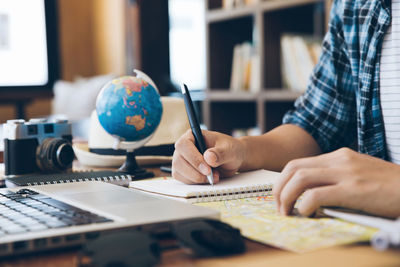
96;76;163;142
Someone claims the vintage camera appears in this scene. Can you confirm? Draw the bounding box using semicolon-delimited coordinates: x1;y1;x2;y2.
3;118;75;176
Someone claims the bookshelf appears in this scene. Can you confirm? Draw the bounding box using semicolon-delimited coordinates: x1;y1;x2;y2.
203;0;330;134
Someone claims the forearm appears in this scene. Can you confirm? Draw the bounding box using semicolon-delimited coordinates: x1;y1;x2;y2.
238;124;321;172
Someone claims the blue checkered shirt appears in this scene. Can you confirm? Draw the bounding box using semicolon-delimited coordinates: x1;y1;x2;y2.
283;0;392;159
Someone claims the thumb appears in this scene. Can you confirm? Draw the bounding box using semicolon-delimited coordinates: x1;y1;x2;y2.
204;144;230;168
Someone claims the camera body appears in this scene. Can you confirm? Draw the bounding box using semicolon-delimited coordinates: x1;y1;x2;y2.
3;118;75;176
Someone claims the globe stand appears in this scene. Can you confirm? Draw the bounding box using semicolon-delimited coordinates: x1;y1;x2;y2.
106;69;161;180
118;151;154;179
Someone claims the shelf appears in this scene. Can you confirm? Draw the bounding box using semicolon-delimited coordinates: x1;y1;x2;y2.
206;91;259;101
205;90;302;102
206;0;324;23
261;90;303;101
207;5;255;23
259;0;324;13
204;0;327;133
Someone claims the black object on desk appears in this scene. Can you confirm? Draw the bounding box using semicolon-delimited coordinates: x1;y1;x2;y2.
171;219;246;257
117;151;154;179
78;219;245;266
78;231;160;267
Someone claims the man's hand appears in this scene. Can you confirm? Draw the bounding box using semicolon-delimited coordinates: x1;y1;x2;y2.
273;148;400;218
172;130;246;184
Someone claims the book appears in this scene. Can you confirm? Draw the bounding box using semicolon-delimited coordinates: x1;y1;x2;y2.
129;169;279;203
280;35;298;90
229;42;260;93
222;0;235;9
230;43;244;92
5;171;132;187
280;34;322;93
249;51;261;93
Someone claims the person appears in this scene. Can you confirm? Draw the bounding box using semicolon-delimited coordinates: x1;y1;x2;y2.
172;0;400;219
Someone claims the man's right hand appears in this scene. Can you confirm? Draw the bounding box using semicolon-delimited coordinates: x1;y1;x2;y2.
172;130;246;184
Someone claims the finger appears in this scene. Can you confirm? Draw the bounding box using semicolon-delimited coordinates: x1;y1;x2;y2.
172;154;208;184
204;146;227;167
273;158;305;211
173;169;201;185
204;141;233;167
217;167;237;178
297;185;345;217
172;160;220;185
175;168;221;185
273;153;340;210
279;168;341;215
202;130;220;148
175;130;211;176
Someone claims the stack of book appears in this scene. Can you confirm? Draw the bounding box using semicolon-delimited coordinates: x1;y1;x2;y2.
280;34;322;92
230;42;261;93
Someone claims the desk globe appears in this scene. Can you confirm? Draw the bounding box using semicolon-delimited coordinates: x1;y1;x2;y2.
96;70;163;178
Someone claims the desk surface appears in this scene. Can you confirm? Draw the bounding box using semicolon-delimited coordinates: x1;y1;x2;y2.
1;240;399;267
0;165;399;266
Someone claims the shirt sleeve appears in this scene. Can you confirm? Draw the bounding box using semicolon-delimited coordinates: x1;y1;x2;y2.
282;0;357;153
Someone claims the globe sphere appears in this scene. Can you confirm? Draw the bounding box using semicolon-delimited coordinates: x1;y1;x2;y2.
96;75;163;142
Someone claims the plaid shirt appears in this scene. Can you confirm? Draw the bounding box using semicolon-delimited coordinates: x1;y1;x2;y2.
283;0;392;159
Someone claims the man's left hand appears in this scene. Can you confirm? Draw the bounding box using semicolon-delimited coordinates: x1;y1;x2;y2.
273;148;400;218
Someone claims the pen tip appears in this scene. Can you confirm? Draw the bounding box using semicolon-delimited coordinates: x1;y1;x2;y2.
180;84;186;94
207;172;214;186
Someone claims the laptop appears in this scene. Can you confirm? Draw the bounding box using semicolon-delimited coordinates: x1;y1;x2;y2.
0;181;219;257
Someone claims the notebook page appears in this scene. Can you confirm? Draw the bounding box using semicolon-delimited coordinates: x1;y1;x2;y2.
129;169;279;198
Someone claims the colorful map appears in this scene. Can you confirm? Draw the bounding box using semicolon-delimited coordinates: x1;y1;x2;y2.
196;196;377;253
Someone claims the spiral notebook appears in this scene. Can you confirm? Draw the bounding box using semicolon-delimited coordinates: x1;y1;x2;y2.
5;171;132;187
129;169;279;203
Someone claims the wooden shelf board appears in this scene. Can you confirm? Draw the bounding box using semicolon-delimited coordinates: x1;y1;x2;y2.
205;90;302;101
261;89;303;101
206;0;324;23
207;5;255;23
205;90;259;101
0;89;53;101
259;0;324;13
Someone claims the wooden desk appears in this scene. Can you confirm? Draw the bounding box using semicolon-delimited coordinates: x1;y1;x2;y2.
1;239;399;267
0;167;399;266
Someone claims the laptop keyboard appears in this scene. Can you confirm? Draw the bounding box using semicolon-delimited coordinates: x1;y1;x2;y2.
0;189;113;236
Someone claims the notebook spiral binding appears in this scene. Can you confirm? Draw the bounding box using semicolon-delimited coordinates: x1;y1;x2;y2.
24;174;132;186
194;184;272;203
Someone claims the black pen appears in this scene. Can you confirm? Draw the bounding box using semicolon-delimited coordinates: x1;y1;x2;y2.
181;84;214;185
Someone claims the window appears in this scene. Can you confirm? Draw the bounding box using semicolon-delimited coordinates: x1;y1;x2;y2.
169;0;206;90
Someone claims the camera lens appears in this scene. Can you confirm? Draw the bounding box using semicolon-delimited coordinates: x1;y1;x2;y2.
36;138;75;172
